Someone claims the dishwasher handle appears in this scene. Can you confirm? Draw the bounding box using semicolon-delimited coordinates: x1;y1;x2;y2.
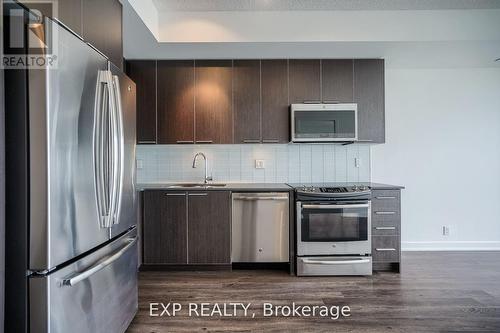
233;196;289;201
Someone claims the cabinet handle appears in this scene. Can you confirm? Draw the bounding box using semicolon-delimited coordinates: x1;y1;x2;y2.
177;140;194;144
138;141;156;144
196;140;213;144
303;100;321;104
375;196;397;200
166;193;185;196
262;139;280;143
322;100;340;104
375;227;396;230
243;139;260;143
188;193;208;196
375;248;397;252
375;211;397;215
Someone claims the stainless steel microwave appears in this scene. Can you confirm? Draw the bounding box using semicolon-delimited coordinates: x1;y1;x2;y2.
291;103;358;142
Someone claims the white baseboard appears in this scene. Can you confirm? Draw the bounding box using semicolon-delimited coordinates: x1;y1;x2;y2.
402;241;500;251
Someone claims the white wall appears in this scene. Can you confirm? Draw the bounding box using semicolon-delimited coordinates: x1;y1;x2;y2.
372;68;500;251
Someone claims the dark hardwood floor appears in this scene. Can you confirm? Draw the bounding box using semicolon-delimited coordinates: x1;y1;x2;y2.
128;252;500;332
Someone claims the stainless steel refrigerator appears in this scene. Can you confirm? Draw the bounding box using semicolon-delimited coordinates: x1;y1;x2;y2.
5;3;138;332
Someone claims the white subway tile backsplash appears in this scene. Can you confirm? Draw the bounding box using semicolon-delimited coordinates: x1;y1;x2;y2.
136;144;371;184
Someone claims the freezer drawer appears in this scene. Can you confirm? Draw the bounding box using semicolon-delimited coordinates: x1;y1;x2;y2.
232;192;289;262
297;256;372;276
30;228;138;333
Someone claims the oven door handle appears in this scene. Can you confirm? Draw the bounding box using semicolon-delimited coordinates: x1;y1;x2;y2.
301;204;370;209
302;258;371;265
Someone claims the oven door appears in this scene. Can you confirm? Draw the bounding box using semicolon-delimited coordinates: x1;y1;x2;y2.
297;201;371;256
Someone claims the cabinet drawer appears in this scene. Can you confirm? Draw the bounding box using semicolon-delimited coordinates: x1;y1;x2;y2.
372;224;399;236
372;210;401;225
372;190;400;211
372;236;400;262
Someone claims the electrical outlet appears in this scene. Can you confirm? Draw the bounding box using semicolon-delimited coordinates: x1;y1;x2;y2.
255;159;265;169
355;158;361;168
136;159;144;170
442;226;450;236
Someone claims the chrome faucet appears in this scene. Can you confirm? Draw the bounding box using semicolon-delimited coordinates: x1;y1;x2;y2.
192;152;212;184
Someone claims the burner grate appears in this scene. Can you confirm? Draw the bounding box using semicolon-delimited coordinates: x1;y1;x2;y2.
320;187;349;193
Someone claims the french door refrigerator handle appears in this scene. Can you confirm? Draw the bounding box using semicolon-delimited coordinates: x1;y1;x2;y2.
62;236;138;287
94;71;110;228
111;74;124;225
105;70;120;228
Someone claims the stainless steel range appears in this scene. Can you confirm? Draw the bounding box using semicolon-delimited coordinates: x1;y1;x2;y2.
292;184;372;276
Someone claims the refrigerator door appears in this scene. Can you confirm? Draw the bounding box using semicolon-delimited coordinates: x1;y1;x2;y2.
29;228;138;333
109;64;138;238
28;17;110;271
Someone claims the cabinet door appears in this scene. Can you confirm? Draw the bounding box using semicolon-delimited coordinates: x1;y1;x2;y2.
188;192;231;264
143;191;187;264
289;59;321;104
126;60;157;144
261;60;289;143
82;0;123;69
233;60;261;143
354;59;385;143
157;60;195;144
194;60;233;144
322;59;354;103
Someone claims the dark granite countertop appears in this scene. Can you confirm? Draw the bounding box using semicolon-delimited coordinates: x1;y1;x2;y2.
136;182;403;191
136;182;293;192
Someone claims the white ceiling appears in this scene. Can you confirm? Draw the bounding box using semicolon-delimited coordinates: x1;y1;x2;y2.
152;0;500;11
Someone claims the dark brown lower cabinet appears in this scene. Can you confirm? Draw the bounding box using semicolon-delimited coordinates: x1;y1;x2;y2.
143;191;187;264
142;190;231;268
371;189;401;272
188;192;231;264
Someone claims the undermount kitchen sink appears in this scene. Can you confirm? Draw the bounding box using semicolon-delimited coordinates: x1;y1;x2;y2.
167;183;227;188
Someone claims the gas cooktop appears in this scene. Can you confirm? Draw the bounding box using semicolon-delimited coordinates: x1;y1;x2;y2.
288;183;370;194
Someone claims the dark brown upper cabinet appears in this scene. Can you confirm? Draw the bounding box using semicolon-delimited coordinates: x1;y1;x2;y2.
57;0;83;36
321;59;354;103
187;192;231;264
194;60;233;144
126;60;157;144
157;60;195;144
143;191;187;264
21;0;123;69
354;59;385;143
82;0;123;69
289;59;321;104
19;0;82;35
261;60;290;143
233;60;261;143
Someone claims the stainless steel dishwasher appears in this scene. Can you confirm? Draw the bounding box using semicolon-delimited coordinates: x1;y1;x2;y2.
232;192;289;262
